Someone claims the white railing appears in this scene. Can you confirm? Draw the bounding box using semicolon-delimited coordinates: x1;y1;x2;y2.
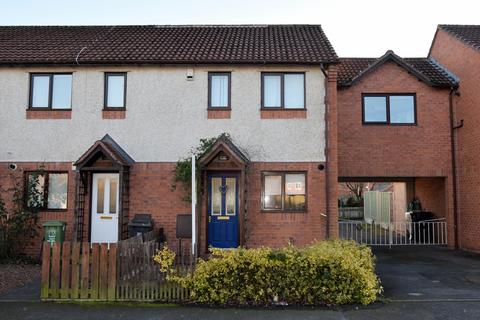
339;218;447;246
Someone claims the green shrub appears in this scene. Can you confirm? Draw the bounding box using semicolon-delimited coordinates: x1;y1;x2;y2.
154;240;382;306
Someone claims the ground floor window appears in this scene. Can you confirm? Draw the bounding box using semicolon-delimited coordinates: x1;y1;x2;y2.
25;172;68;210
262;172;306;212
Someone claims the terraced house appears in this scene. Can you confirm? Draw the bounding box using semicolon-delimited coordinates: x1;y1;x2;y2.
0;25;339;256
0;24;477;257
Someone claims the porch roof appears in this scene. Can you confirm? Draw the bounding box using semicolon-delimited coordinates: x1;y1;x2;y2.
199;134;250;168
74;134;135;169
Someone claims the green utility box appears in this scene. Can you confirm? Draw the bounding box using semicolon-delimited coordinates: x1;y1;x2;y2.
43;221;66;246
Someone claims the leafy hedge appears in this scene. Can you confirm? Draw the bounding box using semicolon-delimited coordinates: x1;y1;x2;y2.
154;240;382;305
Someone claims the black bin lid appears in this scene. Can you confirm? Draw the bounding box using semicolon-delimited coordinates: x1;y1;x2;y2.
128;214;153;227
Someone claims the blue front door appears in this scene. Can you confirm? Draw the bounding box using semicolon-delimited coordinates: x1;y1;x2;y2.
207;174;239;248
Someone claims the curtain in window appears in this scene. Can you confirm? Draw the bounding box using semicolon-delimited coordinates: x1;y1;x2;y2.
107;75;125;108
52;75;72;109
31;76;50;108
210;75;229;107
263;75;281;107
47;173;68;209
284;74;304;108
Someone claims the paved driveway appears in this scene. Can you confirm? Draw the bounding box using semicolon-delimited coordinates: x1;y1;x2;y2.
373;246;480;301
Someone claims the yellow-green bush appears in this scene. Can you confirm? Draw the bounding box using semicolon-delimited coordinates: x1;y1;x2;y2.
153;240;382;305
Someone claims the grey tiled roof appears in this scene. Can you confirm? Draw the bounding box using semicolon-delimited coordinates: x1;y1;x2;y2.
0;25;338;65
338;51;458;88
439;25;480;50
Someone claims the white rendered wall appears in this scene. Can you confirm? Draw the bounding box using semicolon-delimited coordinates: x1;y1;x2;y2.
0;65;326;163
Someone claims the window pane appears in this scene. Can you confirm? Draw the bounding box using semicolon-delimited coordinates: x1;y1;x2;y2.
390;95;415;124
97;178;105;214
27;173;45;208
264;175;282;209
364;96;387;122
263;75;281;108
47;173;68;209
210;75;229;107
284;74;304;109
211;177;222;215
285;174;306;211
106;75;125;108
52;75;72;109
31;75;50;108
226;178;236;215
109;178;118;214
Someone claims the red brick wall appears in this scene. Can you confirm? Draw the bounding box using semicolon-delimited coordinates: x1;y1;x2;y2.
0;162;75;259
337;61;455;246
1;161;328;257
338;61;452;177
430;29;480;251
414;177;446;219
244;162;327;249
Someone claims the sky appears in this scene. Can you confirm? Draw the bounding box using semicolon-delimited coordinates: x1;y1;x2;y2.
1;0;478;57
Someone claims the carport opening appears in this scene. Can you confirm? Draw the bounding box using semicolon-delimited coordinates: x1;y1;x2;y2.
338;177;447;245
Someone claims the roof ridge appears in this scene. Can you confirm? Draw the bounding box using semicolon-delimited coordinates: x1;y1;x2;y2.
0;24;324;28
338;51;458;88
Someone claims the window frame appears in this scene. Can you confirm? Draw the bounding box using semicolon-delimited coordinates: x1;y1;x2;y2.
28;73;73;110
261;171;308;213
261;72;306;110
362;93;417;126
208;72;231;110
24;171;69;211
104;72;127;110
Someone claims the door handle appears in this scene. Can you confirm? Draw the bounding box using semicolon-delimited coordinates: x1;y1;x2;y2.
208;216;211;223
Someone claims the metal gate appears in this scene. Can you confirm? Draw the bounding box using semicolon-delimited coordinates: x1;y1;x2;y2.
339;219;448;246
341;190;447;245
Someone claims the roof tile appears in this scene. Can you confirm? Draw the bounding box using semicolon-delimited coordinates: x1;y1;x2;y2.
338;55;458;88
0;25;338;65
439;25;480;51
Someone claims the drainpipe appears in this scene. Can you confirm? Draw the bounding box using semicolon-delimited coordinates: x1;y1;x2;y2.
449;88;460;249
322;63;338;239
323;64;330;238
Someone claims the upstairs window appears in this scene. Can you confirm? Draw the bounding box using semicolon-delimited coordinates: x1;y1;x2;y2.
208;72;231;108
262;73;305;109
363;94;416;125
262;172;307;212
105;73;127;108
25;172;68;210
29;74;72;109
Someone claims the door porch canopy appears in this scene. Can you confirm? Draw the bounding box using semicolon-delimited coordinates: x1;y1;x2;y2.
73;134;134;241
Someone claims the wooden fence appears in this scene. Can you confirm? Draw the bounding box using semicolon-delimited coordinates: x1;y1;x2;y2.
41;232;195;301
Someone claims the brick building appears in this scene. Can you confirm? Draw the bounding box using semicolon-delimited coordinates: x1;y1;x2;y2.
336;51;458;247
0;25;339;257
1;24;479;257
429;25;480;251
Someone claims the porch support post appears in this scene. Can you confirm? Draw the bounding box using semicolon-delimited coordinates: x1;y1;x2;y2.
191;155;197;256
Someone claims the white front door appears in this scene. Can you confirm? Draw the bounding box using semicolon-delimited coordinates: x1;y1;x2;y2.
91;173;119;243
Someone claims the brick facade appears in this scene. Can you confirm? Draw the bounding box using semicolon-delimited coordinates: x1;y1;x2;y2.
26;110;72;119
337;61;456;246
430;29;480;251
1;161;328;257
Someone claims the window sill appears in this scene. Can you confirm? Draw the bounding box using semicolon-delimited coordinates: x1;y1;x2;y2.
26;109;72;119
261;210;307;214
208;109;231;119
260;109;307;119
103;109;126;119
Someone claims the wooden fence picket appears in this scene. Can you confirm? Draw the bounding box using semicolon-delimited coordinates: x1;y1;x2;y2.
40;242;51;299
40;232;195;302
